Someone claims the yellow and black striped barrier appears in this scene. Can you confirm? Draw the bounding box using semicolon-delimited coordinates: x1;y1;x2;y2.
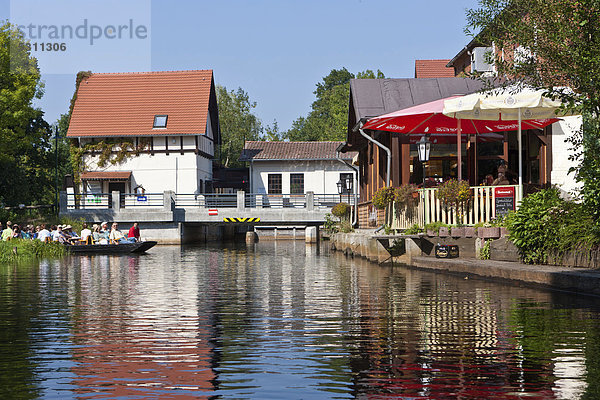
223;217;261;223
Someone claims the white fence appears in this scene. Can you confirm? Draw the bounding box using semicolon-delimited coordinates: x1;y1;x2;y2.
391;185;520;229
65;192;355;211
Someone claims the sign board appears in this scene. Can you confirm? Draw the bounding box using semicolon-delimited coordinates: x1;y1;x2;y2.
136;195;148;202
494;187;515;218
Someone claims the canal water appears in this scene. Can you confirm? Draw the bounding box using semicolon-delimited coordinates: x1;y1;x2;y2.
1;242;600;399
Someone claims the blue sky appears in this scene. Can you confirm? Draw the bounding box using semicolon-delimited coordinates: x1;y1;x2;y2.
1;0;479;131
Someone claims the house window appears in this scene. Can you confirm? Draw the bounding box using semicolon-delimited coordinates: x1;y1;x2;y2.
153;115;168;128
268;174;282;194
290;173;304;194
340;173;353;193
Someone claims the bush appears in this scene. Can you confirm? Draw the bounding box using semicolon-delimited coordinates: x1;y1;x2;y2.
505;187;600;264
394;184;420;206
0;239;66;262
404;224;424;235
372;187;395;210
424;221;450;234
331;202;350;219
436;179;471;211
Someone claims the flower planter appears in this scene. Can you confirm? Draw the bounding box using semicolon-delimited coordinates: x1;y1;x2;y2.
427;229;437;237
500;227;509;237
478;227;501;239
451;227;465;238
438;227;449;237
464;227;476;238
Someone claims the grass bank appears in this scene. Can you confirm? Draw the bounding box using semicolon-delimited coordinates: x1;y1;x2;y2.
0;239;66;263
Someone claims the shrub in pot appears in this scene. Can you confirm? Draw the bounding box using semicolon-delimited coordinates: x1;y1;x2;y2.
439;226;449;237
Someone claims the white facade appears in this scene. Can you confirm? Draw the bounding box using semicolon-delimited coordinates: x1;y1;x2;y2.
551;116;582;198
249;160;357;195
81;135;213;194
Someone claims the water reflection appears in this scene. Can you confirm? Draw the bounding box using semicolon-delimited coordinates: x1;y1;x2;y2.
0;242;599;399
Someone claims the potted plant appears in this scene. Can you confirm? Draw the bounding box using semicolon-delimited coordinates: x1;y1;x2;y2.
435;179;472;221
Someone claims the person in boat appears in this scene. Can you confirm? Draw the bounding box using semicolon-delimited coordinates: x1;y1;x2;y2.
50;225;58;240
98;222;110;244
53;226;70;245
109;222;136;244
91;224;102;243
2;221;13;241
80;223;92;243
128;222;140;242
37;224;51;242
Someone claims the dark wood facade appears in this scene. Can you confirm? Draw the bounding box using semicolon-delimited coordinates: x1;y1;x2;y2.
342;78;554;228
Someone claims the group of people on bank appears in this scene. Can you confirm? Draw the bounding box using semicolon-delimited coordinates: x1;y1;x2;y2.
1;221;141;245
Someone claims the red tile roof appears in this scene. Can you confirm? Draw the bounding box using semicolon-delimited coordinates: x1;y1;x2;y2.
80;171;132;181
241;141;357;161
414;60;455;78
67;70;213;137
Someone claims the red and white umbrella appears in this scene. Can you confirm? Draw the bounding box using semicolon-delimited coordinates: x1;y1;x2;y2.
362;96;558;180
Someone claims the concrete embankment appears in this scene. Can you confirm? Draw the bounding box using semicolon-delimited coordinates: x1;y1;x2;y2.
331;231;600;297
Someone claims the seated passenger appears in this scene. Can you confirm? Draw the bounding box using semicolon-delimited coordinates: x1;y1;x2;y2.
80;223;92;243
128;222;141;242
37;224;51;242
2;221;13;241
109;223;135;244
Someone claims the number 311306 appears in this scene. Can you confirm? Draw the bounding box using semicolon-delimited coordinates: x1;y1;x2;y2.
27;42;67;51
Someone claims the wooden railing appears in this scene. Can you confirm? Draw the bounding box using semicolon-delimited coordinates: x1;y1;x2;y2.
391;185;520;229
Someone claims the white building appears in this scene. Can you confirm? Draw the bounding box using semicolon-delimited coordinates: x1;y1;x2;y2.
241;141;357;198
67;70;220;195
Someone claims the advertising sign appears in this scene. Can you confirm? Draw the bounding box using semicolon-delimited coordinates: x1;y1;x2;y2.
495;187;515;218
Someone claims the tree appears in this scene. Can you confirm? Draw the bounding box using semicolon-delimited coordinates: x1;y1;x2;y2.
216;85;263;168
0;22;54;206
285;68;385;141
466;0;600;226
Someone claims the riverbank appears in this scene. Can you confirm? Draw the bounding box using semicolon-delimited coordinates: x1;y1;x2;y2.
0;240;66;262
331;232;600;297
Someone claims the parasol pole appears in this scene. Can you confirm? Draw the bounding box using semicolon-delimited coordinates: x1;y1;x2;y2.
457;119;462;181
518;108;523;202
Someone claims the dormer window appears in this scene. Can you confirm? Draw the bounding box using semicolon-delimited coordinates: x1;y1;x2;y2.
153;115;168;128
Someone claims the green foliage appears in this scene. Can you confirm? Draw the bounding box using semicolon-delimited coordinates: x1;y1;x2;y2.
372;187;396;210
0;239;65;263
0;22;57;207
425;221;450;234
394;184;420;206
323;213;353;234
331;202;350;219
505;188;563;264
404;224;424;235
480;239;493;260
435;179;471;212
70;137;150;180
338;220;354;233
285;68;385;141
323;213;339;234
467;0;600;227
505;188;600;264
568;112;600;226
216;85;263;168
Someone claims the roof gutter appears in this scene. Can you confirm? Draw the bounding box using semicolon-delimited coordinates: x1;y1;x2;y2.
335;143;359;227
354;120;390;188
354;119;391;234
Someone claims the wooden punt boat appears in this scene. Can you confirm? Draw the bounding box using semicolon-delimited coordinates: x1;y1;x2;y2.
66;241;157;254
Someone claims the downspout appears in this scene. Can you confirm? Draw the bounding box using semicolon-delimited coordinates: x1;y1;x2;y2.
357;122;391;187
354;120;392;232
335;147;359;227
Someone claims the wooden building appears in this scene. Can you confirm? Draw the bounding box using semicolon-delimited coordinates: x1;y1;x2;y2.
340;77;566;228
